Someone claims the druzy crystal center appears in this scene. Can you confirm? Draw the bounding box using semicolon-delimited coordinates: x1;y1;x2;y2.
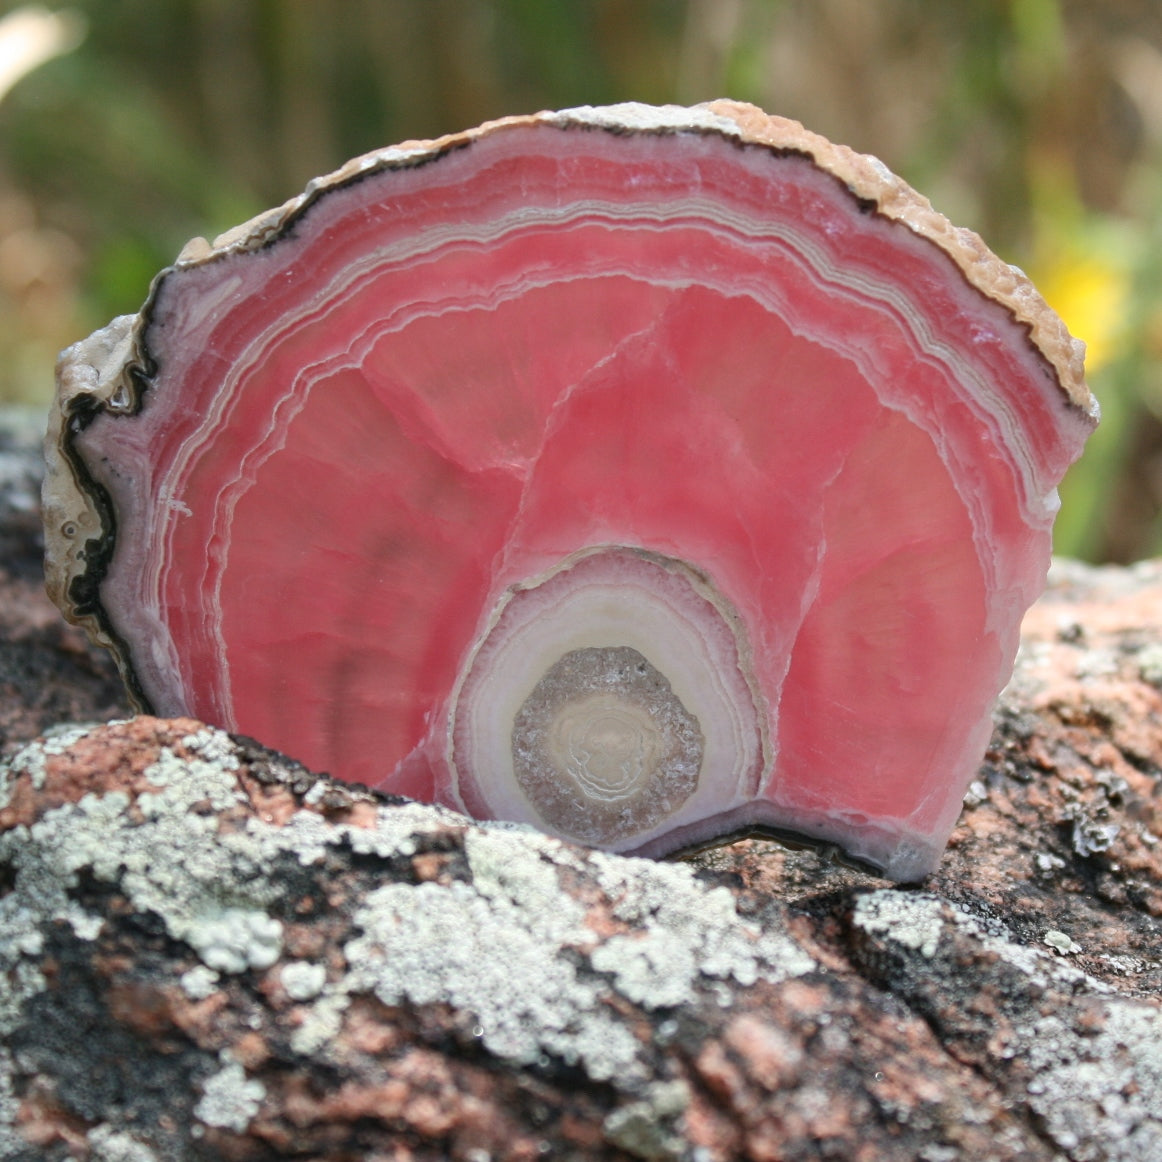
512;645;703;842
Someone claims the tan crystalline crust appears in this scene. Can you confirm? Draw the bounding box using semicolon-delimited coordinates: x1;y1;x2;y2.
45;101;1094;673
701;100;1092;414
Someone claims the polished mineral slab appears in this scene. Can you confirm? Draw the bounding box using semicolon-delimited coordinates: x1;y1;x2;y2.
44;101;1096;879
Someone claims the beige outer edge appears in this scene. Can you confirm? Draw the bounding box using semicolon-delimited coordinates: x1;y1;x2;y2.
45;100;1095;677
44;313;147;704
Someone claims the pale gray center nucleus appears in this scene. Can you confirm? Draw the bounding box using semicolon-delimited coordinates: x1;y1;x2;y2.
511;645;703;844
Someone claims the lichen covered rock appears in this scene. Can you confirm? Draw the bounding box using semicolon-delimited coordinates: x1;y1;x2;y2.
1;630;1160;1162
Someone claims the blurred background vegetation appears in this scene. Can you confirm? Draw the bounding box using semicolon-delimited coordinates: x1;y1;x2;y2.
0;0;1159;561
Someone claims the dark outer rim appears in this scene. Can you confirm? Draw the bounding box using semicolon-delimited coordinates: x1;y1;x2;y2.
58;389;154;714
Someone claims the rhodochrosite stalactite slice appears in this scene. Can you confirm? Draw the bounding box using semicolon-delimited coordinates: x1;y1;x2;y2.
45;102;1096;880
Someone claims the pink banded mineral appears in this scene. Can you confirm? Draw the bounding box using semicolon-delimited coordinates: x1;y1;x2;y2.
45;102;1096;880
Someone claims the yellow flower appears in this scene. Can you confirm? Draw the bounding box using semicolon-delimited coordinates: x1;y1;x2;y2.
1032;248;1129;374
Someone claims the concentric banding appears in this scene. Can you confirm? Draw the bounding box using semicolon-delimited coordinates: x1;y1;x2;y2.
46;101;1097;878
449;546;767;848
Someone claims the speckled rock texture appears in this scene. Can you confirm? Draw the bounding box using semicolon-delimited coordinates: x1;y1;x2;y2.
1;414;1161;1161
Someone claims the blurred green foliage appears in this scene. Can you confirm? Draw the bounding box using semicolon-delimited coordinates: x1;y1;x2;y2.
1;0;1160;561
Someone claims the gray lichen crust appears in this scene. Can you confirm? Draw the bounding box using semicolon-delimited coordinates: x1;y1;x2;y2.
6;551;1162;1159
0;718;817;1159
851;890;1162;1161
3;714;1160;1161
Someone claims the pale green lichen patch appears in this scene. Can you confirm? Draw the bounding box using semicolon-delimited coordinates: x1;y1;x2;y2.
854;889;1095;992
193;1056;266;1132
1135;642;1162;687
852;890;945;958
178;727;241;770
180;965;220;1000
184;906;283;974
1043;928;1082;955
86;1123;162;1162
0;726;292;1069
1024;1002;1162;1160
246;797;467;868
344;877;642;1079
289;990;349;1057
248;808;335;866
465;828;588;941
0;1051;23;1159
139;735;242;815
0;790;126;1035
18;750;279;972
1;722;100;805
603;1079;690;1160
340;829;814;1081
588;853;814;1004
280;960;326;1001
1;724;818;1100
